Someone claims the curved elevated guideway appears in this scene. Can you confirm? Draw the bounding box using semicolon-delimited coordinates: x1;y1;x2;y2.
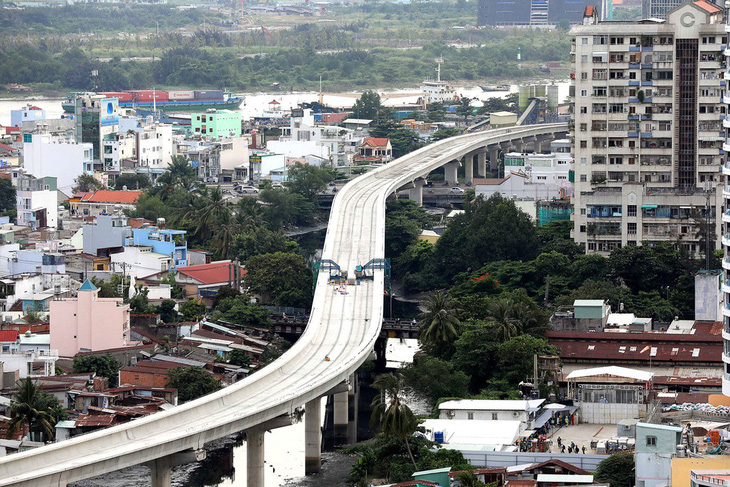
0;123;567;487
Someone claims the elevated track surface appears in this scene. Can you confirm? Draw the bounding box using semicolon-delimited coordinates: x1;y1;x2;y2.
0;123;567;487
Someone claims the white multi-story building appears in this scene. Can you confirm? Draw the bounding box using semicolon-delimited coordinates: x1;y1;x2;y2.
22;132;93;194
110;245;173;278
102;121;173;181
571;1;726;255
722;0;730;398
267;109;361;166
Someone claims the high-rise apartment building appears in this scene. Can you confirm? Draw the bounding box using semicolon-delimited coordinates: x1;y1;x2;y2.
642;0;719;19
570;1;726;255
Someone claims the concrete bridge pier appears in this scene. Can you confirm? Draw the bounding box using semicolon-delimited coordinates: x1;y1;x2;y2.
246;415;294;487
305;398;322;474
488;145;499;171
408;179;426;206
444;160;460;185
511;139;524;153
334;390;349;443
347;373;359;445
247;428;266;487
464;151;476;184
146;449;206;487
477;151;487;177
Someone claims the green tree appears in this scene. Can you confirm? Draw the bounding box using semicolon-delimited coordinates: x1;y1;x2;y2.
452;321;500;392
5;378;58;441
157;299;179;323
167;366;221;402
285;162;335;201
129;288;153;314
179;299;206;321
211;295;271;327
0;178;16;213
114;173;151;190
72;173;104;193
418;291;461;358
370;373;418;468
453;467;489;487
72;354;122;387
456;96;473;121
231;226;299;262
152;155;197;200
401;355;469;406
227;349;251;367
244;252;313;308
496;335;559;384
352;90;384;120
594;452;635;487
258;189;317;229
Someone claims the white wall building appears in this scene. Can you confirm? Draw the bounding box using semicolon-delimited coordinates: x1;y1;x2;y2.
438;399;545;425
22;132;93;194
571;2;725;255
11;105;45;129
110;246;172;278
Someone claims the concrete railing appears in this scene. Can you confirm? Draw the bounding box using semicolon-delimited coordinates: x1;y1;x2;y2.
0;123;567;487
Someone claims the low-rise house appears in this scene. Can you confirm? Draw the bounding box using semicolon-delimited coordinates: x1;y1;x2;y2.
16;174;58;230
354;137;392;165
635;422;682;487
0;330;57;378
49;279;131;357
438;399;545;425
140;260;243;299
119;355;205;388
111;246;173;278
82;214;132;258
71;190;142;217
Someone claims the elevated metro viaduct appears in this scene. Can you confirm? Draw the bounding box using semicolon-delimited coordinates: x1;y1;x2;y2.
0;123;568;487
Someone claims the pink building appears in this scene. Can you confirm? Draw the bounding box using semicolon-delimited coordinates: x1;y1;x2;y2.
50;279;131;357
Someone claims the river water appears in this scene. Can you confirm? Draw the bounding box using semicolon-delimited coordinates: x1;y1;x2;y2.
0;82;570;126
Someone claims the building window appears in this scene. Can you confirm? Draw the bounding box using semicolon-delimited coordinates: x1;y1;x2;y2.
628;223;637;235
580;175;587;182
582;38;588;45
646;436;657;446
491;413;498;420
467;412;474;420
627;205;637;216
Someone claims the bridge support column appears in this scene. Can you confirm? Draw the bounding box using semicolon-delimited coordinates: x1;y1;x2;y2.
488;146;499;170
247;428;266;487
444;160;459;185
478;151;487;177
512;139;524;153
333;389;349;444
305;398;322;474
464;152;475;184
347;373;359;445
408;179;426;206
146;450;206;487
148;456;172;487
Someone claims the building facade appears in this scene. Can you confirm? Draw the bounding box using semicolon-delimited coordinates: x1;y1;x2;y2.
16;175;58;230
49;279;131;357
22;132;94;194
722;0;730;398
191;110;242;140
570;2;726;255
635;422;682;487
642;0;720;19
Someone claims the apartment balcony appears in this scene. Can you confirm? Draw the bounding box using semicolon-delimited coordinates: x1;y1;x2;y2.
723;258;730;271
723;117;730;129
722;280;730;294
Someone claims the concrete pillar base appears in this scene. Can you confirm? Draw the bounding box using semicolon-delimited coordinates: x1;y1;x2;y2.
333;390;349;444
148;456;172;487
478;152;487;177
305;398;322;475
444;160;459;185
408;179;426;206
247;429;265;487
464;152;475;184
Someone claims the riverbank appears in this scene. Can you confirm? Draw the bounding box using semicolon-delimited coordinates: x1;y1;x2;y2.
290;451;356;486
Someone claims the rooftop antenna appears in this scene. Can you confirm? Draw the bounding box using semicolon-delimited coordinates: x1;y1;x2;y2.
517;47;522;69
435;57;444;82
319;75;323;105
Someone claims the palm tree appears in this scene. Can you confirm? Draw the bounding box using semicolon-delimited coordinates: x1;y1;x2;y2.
370;373;418;469
454;467;487;487
418;291;461;355
6;378;56;442
485;298;519;342
185;187;234;250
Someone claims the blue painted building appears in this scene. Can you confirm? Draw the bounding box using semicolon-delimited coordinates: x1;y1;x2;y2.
131;226;187;268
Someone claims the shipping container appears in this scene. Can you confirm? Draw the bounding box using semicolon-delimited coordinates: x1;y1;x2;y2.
100;92;134;102
168;90;195;101
194;90;224;100
130;90;169;102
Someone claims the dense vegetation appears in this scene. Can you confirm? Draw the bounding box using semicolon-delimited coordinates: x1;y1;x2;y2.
0;1;570;92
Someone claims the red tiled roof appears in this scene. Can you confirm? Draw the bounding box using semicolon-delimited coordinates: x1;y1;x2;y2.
0;143;16;152
75;413;115;428
362;137;389;147
693;0;722;14
192;328;244;345
82;190;143;204
505;481;536;487
473;177;509;186
320;112;350;123
177;260;241;285
0;330;18;343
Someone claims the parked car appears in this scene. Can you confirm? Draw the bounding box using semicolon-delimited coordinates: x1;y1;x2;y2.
238;186;259;194
450;187;465;194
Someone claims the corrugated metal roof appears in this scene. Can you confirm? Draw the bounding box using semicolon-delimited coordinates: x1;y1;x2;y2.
565;366;653;382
